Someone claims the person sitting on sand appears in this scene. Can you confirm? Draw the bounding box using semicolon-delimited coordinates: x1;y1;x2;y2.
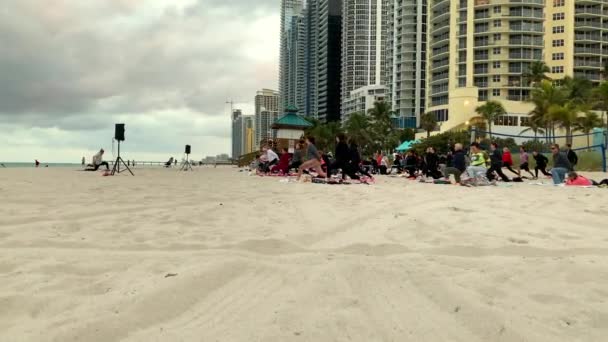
330;133;350;179
565;171;592;186
85;149;110;171
443;143;466;183
423;147;442;179
271;148;291;174
403;150;418;178
289;141;304;170
164;157;174;167
518;146;535;179
566;144;578;170
466;142;487;178
532;151;551;178
349;140;373;179
550;144;572;184
260;145;278;173
297;137;327;180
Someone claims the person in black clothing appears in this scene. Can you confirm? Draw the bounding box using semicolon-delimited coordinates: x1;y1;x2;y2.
403;150;417;178
443;143;466;183
330;133;351;179
532;151;551;178
349;141;373;179
566;144;578;169
423;147;442;179
486;143;510;182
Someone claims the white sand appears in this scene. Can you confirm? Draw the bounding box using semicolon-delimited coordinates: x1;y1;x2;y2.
0;167;607;342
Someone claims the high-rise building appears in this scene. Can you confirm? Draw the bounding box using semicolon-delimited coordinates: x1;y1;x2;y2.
385;0;427;129
255;89;280;148
313;0;343;122
422;0;545;134
242;115;255;155
341;0;388;120
341;85;388;123
279;0;307;115
231;109;243;159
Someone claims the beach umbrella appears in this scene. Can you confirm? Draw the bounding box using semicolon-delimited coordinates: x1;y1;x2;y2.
395;139;420;152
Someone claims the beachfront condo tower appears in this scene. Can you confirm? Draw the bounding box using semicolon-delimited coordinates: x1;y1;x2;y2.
231;109;243;159
385;0;427;129
340;0;389;123
423;0;608;138
255;89;280;149
279;0;307;116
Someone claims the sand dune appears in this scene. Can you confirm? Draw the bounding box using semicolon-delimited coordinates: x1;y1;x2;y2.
0;167;607;341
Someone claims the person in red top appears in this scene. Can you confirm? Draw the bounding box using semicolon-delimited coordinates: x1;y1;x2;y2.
271;148;291;175
501;147;520;176
565;171;593;186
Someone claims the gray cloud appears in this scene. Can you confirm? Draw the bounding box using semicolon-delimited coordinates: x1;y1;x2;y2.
0;0;279;124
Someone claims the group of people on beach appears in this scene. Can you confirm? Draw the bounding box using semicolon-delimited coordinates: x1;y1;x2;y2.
254;133;606;187
254;135;373;182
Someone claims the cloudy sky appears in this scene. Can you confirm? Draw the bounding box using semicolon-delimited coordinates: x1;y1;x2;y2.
0;0;280;162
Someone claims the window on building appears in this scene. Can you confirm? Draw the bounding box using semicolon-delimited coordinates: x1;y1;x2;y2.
493;47;501;55
493;75;501;83
551;66;564;73
552;39;565;47
552;52;564;60
492;89;501;97
552;26;564;34
552;12;565;20
553;0;564;7
494;115;518;126
493;61;501;69
458;78;467;87
479;90;488;101
494;34;501;41
493;6;501;14
494;20;502;28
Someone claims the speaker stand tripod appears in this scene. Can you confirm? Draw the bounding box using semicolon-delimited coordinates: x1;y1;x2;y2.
180;154;193;171
111;141;134;176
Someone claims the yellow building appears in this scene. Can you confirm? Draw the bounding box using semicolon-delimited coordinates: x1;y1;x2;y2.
423;0;607;141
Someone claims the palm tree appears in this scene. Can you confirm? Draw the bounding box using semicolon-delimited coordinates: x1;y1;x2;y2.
519;115;545;141
527;80;566;143
522;61;550;86
344;112;372;154
561;76;593;105
475;100;506;139
549;102;583;146
367;101;395;152
592;81;608;144
420;112;437;138
574;111;603;150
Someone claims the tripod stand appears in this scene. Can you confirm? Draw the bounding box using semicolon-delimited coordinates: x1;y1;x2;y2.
111;140;134;176
179;153;193;171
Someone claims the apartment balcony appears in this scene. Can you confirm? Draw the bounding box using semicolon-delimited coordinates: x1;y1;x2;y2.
509;0;543;5
508;39;544;47
574;60;601;68
575;46;602;54
509;52;543;60
432;47;450;58
509;25;543;33
431;22;450;35
504;12;544;20
473;69;490;75
433;59;450;68
575;21;603;29
434;9;450;21
431;87;449;95
575;7;605;16
576;34;603;42
432;0;449;11
574;72;601;81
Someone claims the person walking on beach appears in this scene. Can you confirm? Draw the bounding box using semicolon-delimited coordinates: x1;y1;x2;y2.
550;144;572;184
466;143;487;178
487;143;510;182
35;160;40;167
501;147;519;176
297;137;326;180
81;157;85;166
532;151;551;178
87;149;110;171
518;146;535;179
566;144;578;169
443;143;466;183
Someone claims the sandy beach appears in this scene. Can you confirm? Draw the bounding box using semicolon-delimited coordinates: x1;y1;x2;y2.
0;167;607;341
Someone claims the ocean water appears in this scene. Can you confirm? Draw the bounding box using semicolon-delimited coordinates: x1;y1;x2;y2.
0;163;81;168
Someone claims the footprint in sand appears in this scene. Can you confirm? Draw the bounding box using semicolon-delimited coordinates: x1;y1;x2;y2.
508;237;529;244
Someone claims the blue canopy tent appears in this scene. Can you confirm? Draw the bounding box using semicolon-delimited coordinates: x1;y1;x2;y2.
395;139;420;152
